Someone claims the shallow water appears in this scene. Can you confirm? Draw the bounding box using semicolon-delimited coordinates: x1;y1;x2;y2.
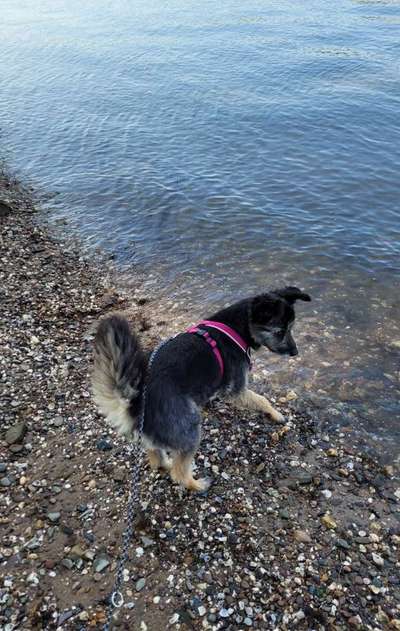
1;0;399;457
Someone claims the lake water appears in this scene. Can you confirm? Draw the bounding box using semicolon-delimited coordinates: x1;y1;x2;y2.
2;0;399;459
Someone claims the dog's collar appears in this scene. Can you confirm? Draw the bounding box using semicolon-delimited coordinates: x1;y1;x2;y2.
187;320;252;377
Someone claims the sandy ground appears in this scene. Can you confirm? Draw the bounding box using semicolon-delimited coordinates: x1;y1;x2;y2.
1;168;400;630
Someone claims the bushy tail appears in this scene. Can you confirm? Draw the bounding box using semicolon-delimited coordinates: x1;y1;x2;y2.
92;315;146;436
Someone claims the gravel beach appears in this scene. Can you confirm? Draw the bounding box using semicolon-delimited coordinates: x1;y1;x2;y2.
1;169;399;630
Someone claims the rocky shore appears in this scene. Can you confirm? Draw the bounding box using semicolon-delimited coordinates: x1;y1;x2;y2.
1;168;399;630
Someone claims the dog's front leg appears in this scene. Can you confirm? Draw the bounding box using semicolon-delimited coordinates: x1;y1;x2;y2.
233;389;284;423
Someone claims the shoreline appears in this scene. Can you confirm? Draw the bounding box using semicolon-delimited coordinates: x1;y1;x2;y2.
1;167;399;629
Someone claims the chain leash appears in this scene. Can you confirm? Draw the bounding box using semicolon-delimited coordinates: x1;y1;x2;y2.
103;337;174;631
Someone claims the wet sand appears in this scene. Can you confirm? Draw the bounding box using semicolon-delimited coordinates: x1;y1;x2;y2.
1;167;400;629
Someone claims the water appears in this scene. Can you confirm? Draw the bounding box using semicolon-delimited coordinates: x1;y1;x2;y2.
1;0;399;458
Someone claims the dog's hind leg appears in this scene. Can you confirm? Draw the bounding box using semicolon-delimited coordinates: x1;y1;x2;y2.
234;389;284;423
146;448;172;471
170;452;210;492
146;449;163;471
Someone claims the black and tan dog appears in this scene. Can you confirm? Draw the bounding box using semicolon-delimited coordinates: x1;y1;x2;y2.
92;286;311;492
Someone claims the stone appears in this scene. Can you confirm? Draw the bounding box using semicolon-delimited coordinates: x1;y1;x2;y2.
219;608;232;618
336;539;350;550
47;512;60;523
0;463;7;473
321;514;337;529
292;470;313;485
294;530;312;543
62;558;74;570
0;477;12;487
372;553;384;567
5;422;27;445
348;615;362;627
53;416;64;427
136;578;146;591
93;555;110;573
113;468;126;482
96;438;113;451
79;612;89;622
69;545;85;559
25;537;41;550
169;613;180;624
57;611;75;626
8;445;23;454
0;200;12;217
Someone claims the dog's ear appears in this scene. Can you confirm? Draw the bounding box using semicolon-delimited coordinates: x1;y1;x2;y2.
274;286;311;304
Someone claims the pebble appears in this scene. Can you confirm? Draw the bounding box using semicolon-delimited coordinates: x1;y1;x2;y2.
136;578;146;591
47;512;61;523
372;553;384;567
348;615;362;627
96;438;113;451
5;422;27;445
93;555;110;573
169;613;179;625
79;612;89;622
327;448;338;457
0;477;12;487
61;559;74;570
321;514;337;529
336;538;350;550
293;530;312;543
53;416;64;427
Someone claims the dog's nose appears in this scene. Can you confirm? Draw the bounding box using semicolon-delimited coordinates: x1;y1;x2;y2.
289;347;298;357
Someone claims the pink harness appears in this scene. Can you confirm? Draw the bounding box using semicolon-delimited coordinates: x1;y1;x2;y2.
187;319;251;377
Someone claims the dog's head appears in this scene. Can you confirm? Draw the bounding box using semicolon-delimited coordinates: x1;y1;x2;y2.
250;286;311;356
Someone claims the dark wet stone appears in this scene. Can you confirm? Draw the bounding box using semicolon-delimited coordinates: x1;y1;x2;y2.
57;610;75;626
0;463;7;473
96;438;113;451
0;200;12;217
61;525;74;536
336;539;350;550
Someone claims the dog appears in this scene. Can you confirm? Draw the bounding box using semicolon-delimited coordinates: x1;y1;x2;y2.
92;286;311;492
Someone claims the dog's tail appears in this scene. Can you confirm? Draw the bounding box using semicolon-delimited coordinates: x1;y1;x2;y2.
92;315;146;436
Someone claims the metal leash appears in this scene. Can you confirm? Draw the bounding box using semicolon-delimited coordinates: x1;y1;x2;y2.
103;337;174;631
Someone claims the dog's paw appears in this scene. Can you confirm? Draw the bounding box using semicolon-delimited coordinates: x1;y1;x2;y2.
191;476;213;494
270;410;285;424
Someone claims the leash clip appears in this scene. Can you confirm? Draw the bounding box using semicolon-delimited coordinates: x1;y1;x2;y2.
111;591;124;608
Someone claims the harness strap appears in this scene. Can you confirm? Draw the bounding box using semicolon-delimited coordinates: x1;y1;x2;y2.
198;320;252;367
187;326;224;377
